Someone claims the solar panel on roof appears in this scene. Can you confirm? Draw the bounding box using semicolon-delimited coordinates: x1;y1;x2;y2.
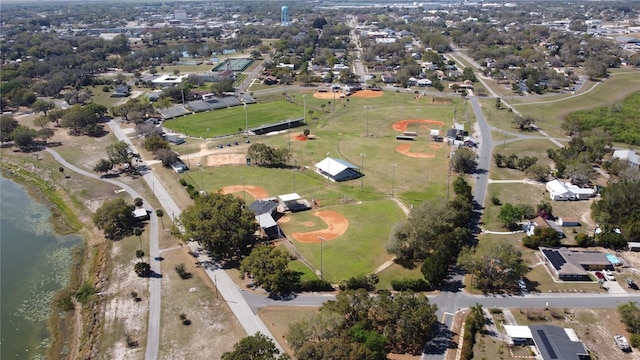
536;329;558;359
543;249;566;270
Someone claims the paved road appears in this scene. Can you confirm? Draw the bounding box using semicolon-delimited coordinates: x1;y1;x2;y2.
469;97;492;209
43;147;162;360
106;120;284;356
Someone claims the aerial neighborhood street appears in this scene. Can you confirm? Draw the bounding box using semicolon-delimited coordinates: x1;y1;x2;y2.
2;1;640;360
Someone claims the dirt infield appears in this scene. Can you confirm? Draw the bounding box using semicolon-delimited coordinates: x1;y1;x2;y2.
351;90;383;98
293;134;307;141
392;119;445;132
291;210;349;243
205;153;247;166
395;144;436;159
220;185;269;200
313;91;343;100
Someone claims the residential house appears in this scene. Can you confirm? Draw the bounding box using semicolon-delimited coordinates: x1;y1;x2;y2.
111;85;130;97
612;149;640;168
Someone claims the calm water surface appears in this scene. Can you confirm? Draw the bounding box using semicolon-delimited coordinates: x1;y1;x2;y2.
1;175;81;359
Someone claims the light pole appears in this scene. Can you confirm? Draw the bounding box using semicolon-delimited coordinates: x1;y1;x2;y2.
243;103;248;135
293;159;297;192
317;236;326;280
390;164;397;196
360;153;366;192
303;94;307;123
288;119;291;151
240;176;245;203
363;105;372;136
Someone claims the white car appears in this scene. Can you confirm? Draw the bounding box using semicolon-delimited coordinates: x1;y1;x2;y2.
604;269;616;281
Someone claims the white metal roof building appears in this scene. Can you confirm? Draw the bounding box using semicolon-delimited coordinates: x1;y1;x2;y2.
314;157;363;182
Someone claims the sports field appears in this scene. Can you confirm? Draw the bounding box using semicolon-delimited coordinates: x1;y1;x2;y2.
164;101;305;138
178;89;468;282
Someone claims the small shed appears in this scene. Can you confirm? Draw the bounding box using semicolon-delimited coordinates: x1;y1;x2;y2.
132;208;149;220
558;217;580;227
164;135;186;145
278;193;311;213
504;325;533;345
315;157;363;182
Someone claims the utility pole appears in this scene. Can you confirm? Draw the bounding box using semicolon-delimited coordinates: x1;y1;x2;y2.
243;103;248;135
317;236;326;280
363;106;372;136
303;94;307;123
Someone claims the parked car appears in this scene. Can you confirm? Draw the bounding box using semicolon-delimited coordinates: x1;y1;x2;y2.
604;269;616;281
595;271;605;280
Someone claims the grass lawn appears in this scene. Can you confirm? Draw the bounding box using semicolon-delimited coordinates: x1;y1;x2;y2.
258;306;319;356
279;199;404;283
288;259;318;282
163;100;305;138
376;262;425;290
482;182;547;231
489;139;556;180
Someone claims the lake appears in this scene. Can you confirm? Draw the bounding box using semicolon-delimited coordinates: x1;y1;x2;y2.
0;175;82;359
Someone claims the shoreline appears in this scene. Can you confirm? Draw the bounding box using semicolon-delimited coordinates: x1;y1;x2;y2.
1;159;103;360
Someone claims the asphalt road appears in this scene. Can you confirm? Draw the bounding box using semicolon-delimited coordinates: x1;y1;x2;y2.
43;147;162;360
469;97;492;209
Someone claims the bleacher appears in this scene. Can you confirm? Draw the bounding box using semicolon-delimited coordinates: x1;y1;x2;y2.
187;101;212;113
220;96;242;107
159;105;191;119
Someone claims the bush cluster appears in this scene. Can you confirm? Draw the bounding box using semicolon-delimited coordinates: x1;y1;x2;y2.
298;279;334;292
391;278;431;292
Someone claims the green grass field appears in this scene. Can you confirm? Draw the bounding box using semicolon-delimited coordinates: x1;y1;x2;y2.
164;100;305;138
278;199;404;283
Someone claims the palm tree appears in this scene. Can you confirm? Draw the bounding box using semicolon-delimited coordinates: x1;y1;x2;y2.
156;209;164;229
133;227;143;249
135;249;145;262
134;197;143;207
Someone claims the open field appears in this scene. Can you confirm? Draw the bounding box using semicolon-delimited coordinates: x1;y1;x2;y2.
489;139;556;181
258;306;318;356
158;246;245;359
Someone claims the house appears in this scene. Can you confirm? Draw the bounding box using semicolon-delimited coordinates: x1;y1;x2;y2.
557;216;580;227
505;325;589;360
111;85;130;97
381;72;396;84
417;79;432;87
612;149;640;168
315;157;363;182
524;216;565;238
545;179;595;201
540;247;612;281
628;242;640;252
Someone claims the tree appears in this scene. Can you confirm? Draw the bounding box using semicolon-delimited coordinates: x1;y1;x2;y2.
0;115;19;143
592;180;640;242
512;115;535;130
618;302;640;334
178;192;259;260
60;105;100;135
135;249;145;261
156;209;164;229
93;198;136;240
457;242;528;293
247;143;291;167
134;262;151;277
11;125;38;150
134;198;144;207
451;147;478;173
222;333;287;360
154;148;178;168
522;227;562;249
240;245;299;295
106;141;140;174
575;233;595;247
133;227;143;249
31;99;55;116
93;159;114;174
37;128;54;144
526;164;551;182
497;203;525;229
143;135;170;153
211;78;235;95
34;115;51;129
493;153;506;168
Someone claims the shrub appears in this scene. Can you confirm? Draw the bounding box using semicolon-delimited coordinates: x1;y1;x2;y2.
299;279;334;292
179;178;187;186
175;263;192;279
134;262;151;277
339;274;379;291
75;283;97;305
391;278;431;292
630;333;640;348
490;196;501;206
489;308;502;314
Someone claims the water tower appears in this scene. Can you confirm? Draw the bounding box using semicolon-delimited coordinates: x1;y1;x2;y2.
281;6;290;26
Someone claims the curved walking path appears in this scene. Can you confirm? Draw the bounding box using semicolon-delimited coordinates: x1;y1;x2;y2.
105;120;283;356
44;147;162;360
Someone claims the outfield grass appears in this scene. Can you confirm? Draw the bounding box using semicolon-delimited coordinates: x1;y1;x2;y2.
278;199;404;283
164;100;305;138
